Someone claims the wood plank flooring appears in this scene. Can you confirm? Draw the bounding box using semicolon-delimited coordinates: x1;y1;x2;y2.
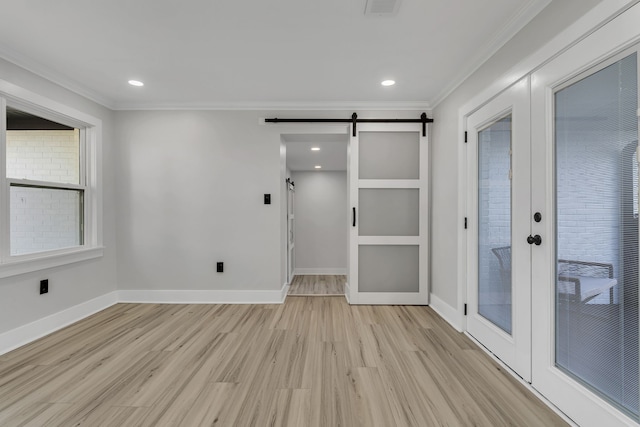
288;275;345;296
0;298;567;426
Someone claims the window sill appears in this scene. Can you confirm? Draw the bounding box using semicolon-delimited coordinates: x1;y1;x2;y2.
0;246;104;279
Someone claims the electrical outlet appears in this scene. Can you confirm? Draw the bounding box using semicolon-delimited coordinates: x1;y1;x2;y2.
40;279;48;294
217;262;224;273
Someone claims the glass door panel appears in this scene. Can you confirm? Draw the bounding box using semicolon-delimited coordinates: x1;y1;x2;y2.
478;115;513;334
358;245;419;292
466;77;531;381
358;189;419;236
554;52;638;418
358;131;419;179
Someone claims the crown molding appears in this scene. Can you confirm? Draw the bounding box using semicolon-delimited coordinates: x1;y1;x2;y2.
0;45;116;110
431;0;551;108
111;100;431;112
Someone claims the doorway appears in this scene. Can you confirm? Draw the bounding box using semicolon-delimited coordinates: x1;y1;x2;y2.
282;132;348;296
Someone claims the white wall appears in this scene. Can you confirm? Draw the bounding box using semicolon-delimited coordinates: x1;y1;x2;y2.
292;171;347;273
430;0;601;316
0;57;118;336
114;110;285;293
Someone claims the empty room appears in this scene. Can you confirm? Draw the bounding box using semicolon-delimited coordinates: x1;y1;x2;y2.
1;1;640;426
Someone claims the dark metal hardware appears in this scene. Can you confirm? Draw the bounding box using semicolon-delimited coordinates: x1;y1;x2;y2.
352;112;357;137
352;207;356;227
534;212;542;223
527;234;542;245
265;112;434;137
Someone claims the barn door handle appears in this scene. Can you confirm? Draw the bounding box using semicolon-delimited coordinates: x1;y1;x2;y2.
352;207;356;227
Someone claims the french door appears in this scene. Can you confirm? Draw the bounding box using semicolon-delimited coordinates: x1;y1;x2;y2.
348;124;429;304
466;78;532;381
467;4;640;425
530;27;640;427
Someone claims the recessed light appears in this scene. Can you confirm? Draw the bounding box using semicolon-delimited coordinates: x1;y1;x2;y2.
128;80;144;87
311;147;320;151
314;165;322;169
381;79;396;86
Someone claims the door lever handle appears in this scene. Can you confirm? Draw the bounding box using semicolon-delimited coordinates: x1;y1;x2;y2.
352;207;356;227
527;234;542;245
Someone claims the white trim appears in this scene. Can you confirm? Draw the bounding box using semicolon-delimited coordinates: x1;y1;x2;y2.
118;283;290;305
114;100;432;111
457;116;468;332
358;179;420;189
293;268;347;275
429;293;463;332
344;282;351;303
358;236;419;245
464;332;579;427
0;291;118;356
0;247;104;279
0;48;115;109
281;282;290;301
0;80;103;127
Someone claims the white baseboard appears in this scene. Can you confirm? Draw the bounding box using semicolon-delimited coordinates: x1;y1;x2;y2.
429;293;463;332
344;282;351;303
0;291;118;356
293;268;347;275
118;283;289;305
281;282;290;302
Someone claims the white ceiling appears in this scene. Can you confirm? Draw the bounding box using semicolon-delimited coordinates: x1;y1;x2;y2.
0;0;550;110
285;134;349;171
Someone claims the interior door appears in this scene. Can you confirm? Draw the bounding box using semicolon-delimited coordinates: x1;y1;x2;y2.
348;124;428;305
466;77;532;381
287;180;295;283
531;39;640;427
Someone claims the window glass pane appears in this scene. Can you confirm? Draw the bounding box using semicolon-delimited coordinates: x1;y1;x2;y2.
478;115;512;335
10;186;83;255
555;52;638;418
6;107;80;185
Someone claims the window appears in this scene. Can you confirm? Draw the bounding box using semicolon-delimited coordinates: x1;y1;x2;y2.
0;87;103;278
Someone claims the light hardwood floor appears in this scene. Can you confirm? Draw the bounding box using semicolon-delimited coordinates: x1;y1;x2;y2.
288;275;345;296
0;298;567;426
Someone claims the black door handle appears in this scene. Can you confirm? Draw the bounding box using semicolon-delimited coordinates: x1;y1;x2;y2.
352;207;356;227
527;234;542;245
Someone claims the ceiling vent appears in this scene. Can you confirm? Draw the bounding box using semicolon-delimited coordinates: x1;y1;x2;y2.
364;0;402;16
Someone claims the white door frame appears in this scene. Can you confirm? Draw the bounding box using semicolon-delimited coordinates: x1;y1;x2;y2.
279;125;350;294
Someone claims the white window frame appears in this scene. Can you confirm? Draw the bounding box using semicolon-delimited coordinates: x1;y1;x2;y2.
0;80;103;278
